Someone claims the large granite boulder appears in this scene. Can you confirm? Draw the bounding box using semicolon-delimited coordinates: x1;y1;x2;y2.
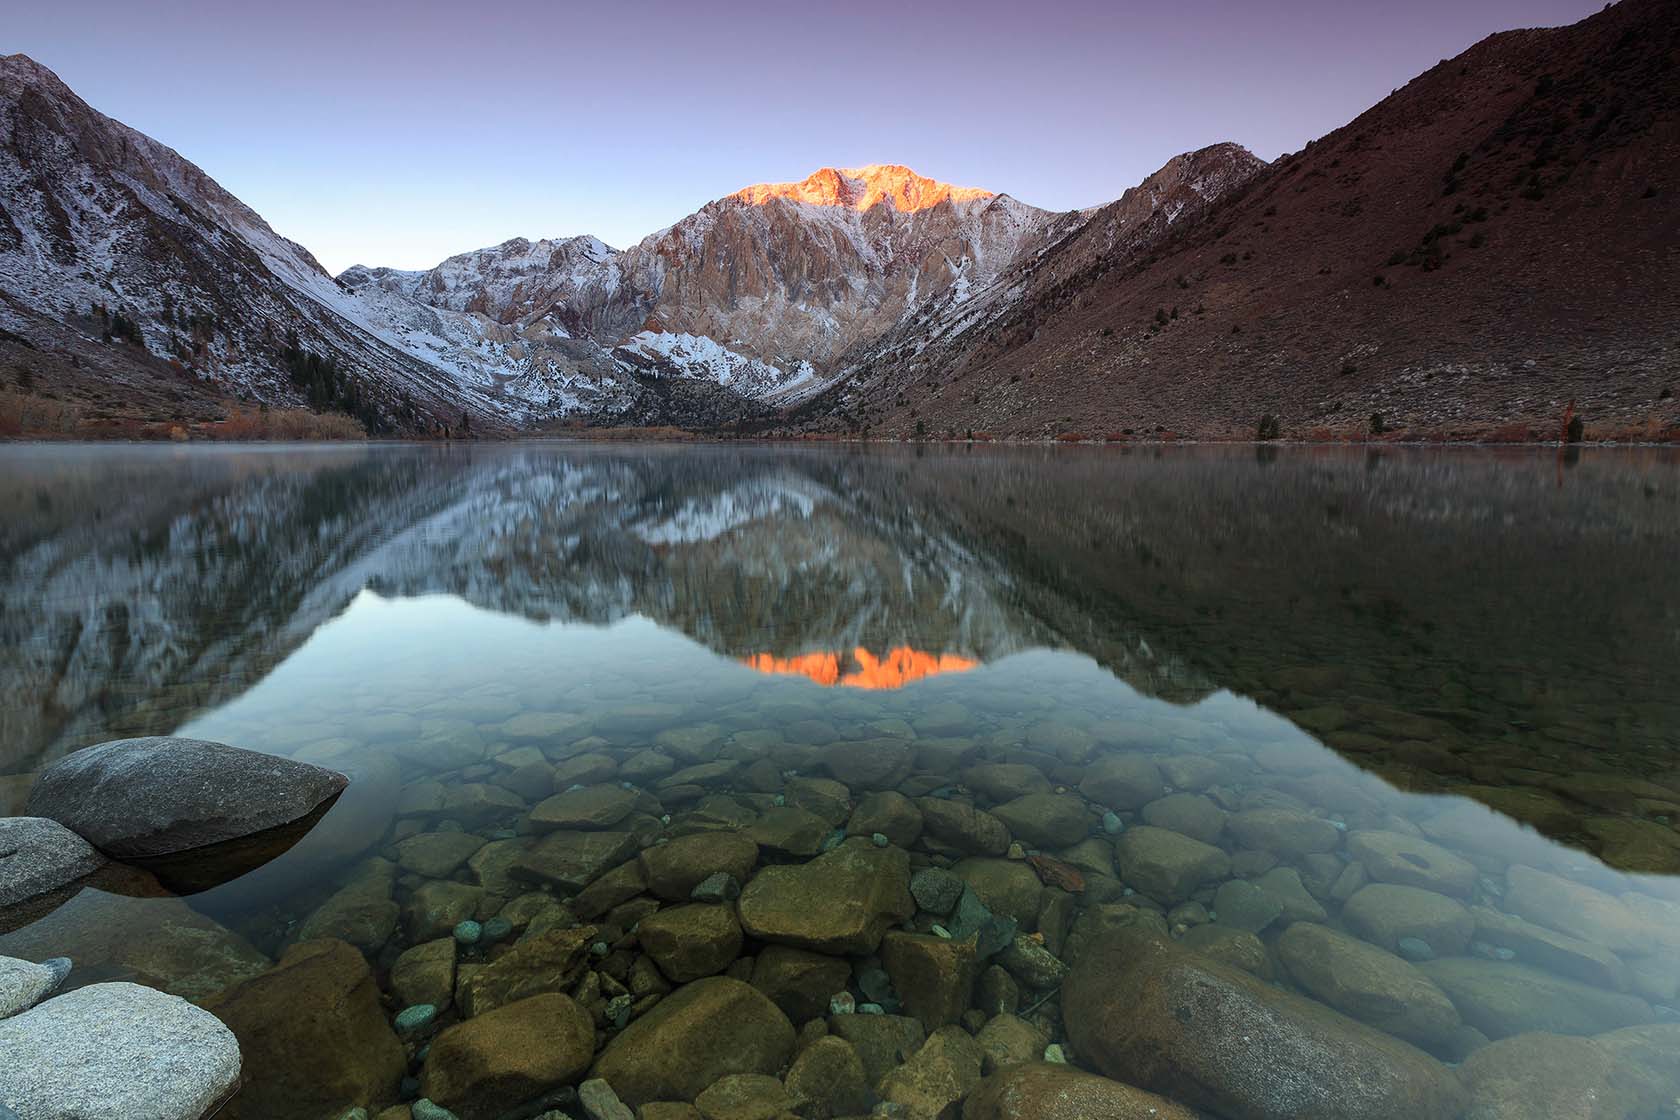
24;737;347;861
737;839;914;955
0;982;241;1119
0;816;108;924
201;939;404;1119
1064;929;1464;1120
420;993;595;1120
591;977;795;1105
963;1062;1199;1120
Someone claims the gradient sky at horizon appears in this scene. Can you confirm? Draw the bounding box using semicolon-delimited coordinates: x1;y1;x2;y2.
10;0;1605;274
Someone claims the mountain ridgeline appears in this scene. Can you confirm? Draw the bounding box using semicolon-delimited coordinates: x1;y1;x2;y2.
1;0;1676;439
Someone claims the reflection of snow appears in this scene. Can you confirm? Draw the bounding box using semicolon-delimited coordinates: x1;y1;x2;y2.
631;480;819;545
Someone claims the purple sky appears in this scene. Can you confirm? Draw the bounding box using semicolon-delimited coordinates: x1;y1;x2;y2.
11;0;1604;274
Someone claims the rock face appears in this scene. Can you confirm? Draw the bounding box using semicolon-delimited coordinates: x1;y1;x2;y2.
590;977;795;1106
201;939;405;1120
24;737;348;859
0;982;242;1120
1065;930;1464;1120
420;993;595;1120
737;840;914;954
962;1062;1200;1120
0;816;106;913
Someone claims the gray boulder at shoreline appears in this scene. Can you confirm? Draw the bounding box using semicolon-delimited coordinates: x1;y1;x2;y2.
0;980;241;1119
23;737;348;860
0;817;107;911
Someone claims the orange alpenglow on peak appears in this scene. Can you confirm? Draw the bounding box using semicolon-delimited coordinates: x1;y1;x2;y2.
742;646;980;689
731;165;997;213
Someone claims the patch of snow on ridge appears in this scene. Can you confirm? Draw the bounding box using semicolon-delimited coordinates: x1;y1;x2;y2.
614;331;816;401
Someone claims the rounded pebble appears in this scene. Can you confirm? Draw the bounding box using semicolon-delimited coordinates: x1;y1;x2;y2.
452;920;482;946
871;832;889;848
394;1004;437;1035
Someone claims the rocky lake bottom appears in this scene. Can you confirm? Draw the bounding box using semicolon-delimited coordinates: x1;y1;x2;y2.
1;441;1679;1120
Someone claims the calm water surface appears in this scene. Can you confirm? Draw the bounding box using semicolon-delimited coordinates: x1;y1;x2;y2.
2;441;1679;1119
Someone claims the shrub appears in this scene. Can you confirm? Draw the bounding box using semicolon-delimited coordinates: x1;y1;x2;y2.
1256;414;1282;441
1566;414;1584;443
1370;412;1387;435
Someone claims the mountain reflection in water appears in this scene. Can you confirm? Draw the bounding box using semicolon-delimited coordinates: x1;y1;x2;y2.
2;440;1678;879
742;648;981;689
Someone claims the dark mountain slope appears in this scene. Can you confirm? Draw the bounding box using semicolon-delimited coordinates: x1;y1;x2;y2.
804;0;1680;441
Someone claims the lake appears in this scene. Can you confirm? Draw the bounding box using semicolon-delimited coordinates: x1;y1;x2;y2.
3;440;1679;1120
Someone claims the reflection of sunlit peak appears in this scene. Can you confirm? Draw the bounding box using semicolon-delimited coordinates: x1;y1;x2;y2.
731;166;997;213
743;646;979;689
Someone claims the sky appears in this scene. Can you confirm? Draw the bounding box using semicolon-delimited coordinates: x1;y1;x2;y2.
9;0;1606;275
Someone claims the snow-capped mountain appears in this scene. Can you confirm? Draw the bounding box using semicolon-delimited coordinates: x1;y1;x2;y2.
331;164;1072;417
0;53;1260;431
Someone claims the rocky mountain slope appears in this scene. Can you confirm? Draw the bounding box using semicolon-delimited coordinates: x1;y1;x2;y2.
3;0;1675;438
789;0;1680;441
0;54;509;434
0;52;1249;433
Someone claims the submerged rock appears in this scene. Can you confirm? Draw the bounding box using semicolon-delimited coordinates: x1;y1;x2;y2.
1455;1032;1653;1120
0;883;270;1003
1113;826;1230;904
881;931;978;1028
750;945;853;1024
1417;957;1655;1039
641;832;759;901
1064;929;1464;1120
639;903;743;983
1342;884;1474;957
420;993;595;1120
591;977;795;1105
24;736;347;861
202;939;405;1120
962;1062;1199;1120
877;1024;984;1120
0;982;241;1120
784;1035;873;1118
392;940;456;1011
1275;923;1462;1051
737;840;914;955
459;925;596;1017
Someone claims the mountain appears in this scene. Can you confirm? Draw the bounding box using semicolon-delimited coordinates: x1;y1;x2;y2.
4;0;1675;439
0;54;511;435
0;53;1255;433
333;164;1076;421
793;0;1680;441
